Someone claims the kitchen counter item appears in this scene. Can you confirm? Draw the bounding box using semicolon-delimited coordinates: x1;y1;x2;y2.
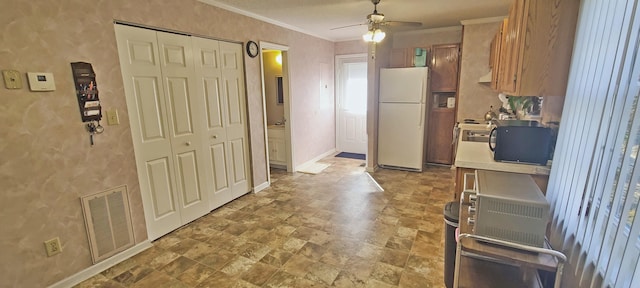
484;106;498;121
454;123;551;175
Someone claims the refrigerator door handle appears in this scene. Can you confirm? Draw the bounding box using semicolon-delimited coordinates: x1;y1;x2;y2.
420;103;425;127
421;78;427;103
419;79;426;127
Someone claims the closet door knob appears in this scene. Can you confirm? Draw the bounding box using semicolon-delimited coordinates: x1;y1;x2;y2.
212;135;218;139
185;141;191;146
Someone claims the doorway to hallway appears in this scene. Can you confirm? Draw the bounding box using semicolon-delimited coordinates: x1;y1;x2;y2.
260;42;294;185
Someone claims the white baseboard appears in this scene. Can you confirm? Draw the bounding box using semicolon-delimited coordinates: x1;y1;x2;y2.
253;181;270;193
365;164;378;173
296;149;336;171
48;241;152;288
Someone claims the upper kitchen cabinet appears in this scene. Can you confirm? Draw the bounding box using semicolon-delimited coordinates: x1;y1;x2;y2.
490;19;507;91
389;47;429;68
431;44;460;92
495;0;579;96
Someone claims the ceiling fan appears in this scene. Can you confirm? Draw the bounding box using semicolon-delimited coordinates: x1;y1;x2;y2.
332;0;422;42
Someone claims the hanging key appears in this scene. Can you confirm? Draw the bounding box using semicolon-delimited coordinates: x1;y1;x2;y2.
87;122;96;146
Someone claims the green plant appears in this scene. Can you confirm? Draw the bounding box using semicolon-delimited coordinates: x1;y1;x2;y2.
507;96;539;115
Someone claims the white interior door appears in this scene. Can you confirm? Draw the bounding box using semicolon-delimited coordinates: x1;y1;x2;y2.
219;42;250;199
115;25;181;239
156;32;210;224
336;55;367;154
192;38;251;209
117;25;246;240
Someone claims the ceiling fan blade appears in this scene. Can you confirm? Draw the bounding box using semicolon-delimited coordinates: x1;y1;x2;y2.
330;23;367;30
382;21;422;28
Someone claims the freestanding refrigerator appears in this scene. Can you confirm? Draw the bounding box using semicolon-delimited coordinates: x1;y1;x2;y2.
377;67;429;171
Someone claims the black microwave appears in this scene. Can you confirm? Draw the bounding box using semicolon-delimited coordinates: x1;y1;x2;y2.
489;120;553;165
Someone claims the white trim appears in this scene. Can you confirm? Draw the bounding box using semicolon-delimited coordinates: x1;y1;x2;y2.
253;181;270;193
365;165;378;173
295;149;337;172
259;41;289;52
365;172;384;192
198;0;332;41
48;241;152;288
335;53;368;60
460;16;506;26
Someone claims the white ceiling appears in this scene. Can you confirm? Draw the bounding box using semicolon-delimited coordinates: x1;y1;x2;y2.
199;0;511;42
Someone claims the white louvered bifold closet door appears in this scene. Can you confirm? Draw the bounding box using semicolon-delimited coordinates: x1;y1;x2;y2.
546;0;640;287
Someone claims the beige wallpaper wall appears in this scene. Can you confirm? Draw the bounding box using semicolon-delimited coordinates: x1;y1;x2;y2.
458;21;503;121
335;40;368;55
392;27;463;49
0;0;335;286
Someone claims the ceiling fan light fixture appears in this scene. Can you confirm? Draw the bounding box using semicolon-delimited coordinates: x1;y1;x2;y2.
363;29;386;43
369;13;385;23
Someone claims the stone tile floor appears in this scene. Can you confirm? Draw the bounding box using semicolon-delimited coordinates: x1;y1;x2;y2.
76;156;453;287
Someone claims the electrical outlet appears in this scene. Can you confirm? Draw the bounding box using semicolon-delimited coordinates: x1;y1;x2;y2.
2;70;22;89
44;237;62;257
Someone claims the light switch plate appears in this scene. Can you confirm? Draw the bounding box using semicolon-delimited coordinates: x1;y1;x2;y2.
27;72;56;91
2;70;22;89
106;109;120;125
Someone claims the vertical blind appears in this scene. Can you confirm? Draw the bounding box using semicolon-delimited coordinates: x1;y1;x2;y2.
547;0;640;287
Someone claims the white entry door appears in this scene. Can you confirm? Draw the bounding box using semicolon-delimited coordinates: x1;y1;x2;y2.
192;38;251;210
116;25;210;239
336;56;368;154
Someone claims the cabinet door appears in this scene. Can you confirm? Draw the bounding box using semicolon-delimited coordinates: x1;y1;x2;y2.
268;138;277;162
389;48;411;68
273;139;287;163
426;109;455;164
490;19;507;91
499;0;527;94
494;0;579;96
431;44;460;92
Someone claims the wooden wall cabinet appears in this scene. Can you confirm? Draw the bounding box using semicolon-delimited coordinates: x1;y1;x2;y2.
389;48;411;68
389;47;429;68
494;0;580;96
430;44;460;92
490;19;507;91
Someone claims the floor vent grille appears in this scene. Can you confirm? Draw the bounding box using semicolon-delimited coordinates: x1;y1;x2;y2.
81;185;135;263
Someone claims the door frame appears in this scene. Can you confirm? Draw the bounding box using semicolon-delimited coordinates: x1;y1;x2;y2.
259;41;294;181
335;53;368;154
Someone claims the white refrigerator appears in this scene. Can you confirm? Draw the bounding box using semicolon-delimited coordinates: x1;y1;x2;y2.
377;67;429;171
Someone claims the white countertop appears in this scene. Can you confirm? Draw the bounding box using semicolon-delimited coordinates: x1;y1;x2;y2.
454;124;551;175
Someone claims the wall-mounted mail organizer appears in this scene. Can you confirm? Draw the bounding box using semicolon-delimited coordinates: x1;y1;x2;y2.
71;62;103;146
71;62;102;122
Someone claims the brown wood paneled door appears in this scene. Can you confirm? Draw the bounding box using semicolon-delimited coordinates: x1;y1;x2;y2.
431;44;460;92
426;107;455;164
